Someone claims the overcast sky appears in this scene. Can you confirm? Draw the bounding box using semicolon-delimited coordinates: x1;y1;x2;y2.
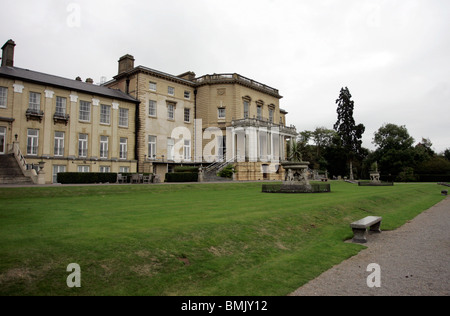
1;0;449;153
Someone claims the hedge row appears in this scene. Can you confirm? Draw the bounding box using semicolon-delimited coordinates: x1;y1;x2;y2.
173;166;199;173
57;172;117;184
165;172;198;183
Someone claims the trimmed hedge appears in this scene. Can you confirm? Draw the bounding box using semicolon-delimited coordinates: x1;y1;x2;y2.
174;166;199;173
165;172;198;183
57;172;117;184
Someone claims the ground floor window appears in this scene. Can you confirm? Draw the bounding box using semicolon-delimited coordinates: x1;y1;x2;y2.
27;129;39;156
184;140;191;161
99;166;111;173
78;165;90;173
52;165;66;183
119;166;129;173
119;138;127;160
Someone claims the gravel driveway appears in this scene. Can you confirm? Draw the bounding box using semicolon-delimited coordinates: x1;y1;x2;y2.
290;197;450;296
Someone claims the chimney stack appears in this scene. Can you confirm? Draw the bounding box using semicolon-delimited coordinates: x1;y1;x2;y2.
118;54;135;75
1;39;16;67
85;78;94;84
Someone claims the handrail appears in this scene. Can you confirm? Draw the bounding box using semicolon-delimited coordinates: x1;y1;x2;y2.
10;142;38;183
204;156;235;174
12;142;28;172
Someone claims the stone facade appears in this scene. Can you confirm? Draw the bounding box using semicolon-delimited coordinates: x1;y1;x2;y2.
1;39;297;183
193;74;297;181
106;62;197;180
106;57;297;181
0;40;139;184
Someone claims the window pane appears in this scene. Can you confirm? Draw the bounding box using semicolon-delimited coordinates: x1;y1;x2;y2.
148;136;156;158
149;100;157;117
100;105;111;124
167;138;174;160
78;134;88;157
184;108;190;122
29;92;41;112
119;108;128;127
27;129;39;155
0;87;8;108
168;104;174;120
79;101;91;121
218;108;225;119
120;138;127;159
56;97;66;116
100;136;108;158
244;101;249;118
54;132;64;156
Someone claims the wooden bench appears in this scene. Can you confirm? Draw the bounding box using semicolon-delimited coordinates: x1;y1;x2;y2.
350;216;382;243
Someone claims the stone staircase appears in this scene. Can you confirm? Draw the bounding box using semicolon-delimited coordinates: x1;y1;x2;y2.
202;158;234;182
0;154;35;185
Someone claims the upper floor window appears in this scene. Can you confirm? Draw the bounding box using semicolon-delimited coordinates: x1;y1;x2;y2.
269;109;274;123
167;103;175;120
29;92;41;112
184;108;191;123
0;87;7;108
218;108;226;119
79;101;91;122
243;101;249;119
149;100;157;117
257;105;262;120
168;86;175;96
184;91;191;99
55;97;67;116
100;105;111;124
119;108;129;127
149;82;157;91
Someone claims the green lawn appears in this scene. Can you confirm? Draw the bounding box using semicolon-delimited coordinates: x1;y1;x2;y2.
0;181;445;296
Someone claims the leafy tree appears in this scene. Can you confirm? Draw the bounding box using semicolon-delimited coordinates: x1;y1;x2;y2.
373;123;414;151
443;148;450;161
372;123;415;180
312;127;335;157
333;87;365;178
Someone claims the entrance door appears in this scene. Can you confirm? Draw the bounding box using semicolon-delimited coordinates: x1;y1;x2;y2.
0;127;6;154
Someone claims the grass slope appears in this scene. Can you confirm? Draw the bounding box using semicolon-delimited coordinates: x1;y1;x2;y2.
0;182;445;295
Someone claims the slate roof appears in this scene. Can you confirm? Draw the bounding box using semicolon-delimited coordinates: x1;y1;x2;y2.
0;66;139;104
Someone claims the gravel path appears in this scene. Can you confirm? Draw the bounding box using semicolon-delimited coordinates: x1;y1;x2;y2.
290;197;450;296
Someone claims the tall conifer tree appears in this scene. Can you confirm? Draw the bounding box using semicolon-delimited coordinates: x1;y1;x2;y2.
333;87;365;179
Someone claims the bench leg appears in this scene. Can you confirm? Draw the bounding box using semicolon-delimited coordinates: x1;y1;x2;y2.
352;228;368;243
369;221;381;233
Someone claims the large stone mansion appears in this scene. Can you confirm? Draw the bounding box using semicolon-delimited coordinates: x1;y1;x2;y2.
0;39;297;184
